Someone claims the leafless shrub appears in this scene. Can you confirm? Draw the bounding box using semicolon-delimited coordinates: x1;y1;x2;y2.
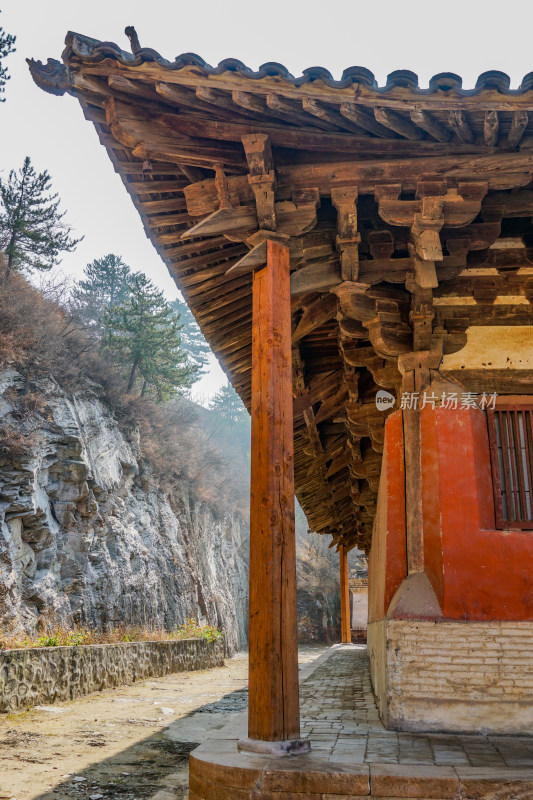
34;268;74;304
0;423;35;460
5;389;47;420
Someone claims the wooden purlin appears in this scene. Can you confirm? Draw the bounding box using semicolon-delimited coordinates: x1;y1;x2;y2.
34;45;533;552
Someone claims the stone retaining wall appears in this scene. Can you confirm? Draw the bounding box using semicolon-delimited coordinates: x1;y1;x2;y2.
0;637;224;713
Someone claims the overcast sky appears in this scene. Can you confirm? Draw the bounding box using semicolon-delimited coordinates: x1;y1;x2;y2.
2;0;533;396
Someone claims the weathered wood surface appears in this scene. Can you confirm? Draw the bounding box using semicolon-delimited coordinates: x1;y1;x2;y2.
183;152;533;217
340;545;351;643
402;408;425;574
248;241;300;742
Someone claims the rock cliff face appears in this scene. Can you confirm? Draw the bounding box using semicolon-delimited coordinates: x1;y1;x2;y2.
297;580;339;643
295;531;340;643
0;370;249;654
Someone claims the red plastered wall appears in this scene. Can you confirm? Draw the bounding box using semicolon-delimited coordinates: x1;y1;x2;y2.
428;405;533;621
369;405;533;622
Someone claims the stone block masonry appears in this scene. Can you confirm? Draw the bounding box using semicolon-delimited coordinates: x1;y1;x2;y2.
0;637;224;713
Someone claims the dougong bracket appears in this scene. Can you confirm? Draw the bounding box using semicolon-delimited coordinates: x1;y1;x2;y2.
331;186;360;281
242;133;276;231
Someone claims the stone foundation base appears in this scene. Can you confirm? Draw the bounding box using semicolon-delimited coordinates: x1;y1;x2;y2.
190;748;533;799
368;619;533;734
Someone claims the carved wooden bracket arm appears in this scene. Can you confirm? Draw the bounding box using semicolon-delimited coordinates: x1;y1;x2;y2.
332;282;411;359
242;133;277;231
331;186;360;281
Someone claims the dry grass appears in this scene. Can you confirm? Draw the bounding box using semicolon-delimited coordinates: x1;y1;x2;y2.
0;423;36;460
0;258;94;387
0;618;223;651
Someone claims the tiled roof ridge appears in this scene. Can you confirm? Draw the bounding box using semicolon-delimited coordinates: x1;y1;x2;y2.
59;30;533;95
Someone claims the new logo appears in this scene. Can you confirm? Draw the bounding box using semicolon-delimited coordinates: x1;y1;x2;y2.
375;390;395;410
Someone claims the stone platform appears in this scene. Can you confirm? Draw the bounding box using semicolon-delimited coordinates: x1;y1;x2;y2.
189;645;533;799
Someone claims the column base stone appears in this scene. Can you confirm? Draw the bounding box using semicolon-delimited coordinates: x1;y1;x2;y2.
237;737;311;757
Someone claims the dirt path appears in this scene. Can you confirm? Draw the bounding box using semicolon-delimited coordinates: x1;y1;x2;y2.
0;645;326;800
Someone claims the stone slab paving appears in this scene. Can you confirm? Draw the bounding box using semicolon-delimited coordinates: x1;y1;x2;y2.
299;644;533;767
189;644;533;798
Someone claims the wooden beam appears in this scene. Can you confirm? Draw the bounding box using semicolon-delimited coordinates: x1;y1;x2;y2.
291;261;341;295
292;294;338;343
126;179;188;194
114;162;182;175
266;92;334;131
76;61;533;110
302;97;361;133
146;211;194;227
484;111;499;146
184;152;533;216
194;85;265;123
156;233;228;250
137;197;188;213
232;89;269;116
156;80;213;110
181;206;258;239
108;73;158;103
508;110;529;147
409;107;451;142
340;544;351;644
127;104;489;158
105;96;246;168
448;110;474;143
245;240;303;748
374;107;425;140
340;102;392;137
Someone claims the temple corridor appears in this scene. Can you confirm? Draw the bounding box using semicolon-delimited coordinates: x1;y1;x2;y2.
300;647;533;768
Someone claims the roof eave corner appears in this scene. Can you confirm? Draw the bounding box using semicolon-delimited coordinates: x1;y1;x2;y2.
27;57;72;96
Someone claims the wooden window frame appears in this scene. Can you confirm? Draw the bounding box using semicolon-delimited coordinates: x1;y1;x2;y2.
487;397;533;530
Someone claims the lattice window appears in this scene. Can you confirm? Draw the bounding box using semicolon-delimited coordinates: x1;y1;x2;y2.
487;402;533;529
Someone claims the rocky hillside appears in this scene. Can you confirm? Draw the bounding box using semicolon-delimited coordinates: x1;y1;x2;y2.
295;508;340;643
0;369;249;653
0;262;354;651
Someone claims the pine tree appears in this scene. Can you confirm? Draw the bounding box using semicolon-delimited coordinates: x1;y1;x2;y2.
102;273;200;401
71;254;133;328
209;383;247;425
170;297;211;373
0;157;82;280
0;11;15;102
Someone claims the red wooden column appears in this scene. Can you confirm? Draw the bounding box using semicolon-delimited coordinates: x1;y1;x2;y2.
340;544;351;643
238;239;309;756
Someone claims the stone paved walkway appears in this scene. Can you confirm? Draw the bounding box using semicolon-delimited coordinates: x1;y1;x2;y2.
299;645;533;768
